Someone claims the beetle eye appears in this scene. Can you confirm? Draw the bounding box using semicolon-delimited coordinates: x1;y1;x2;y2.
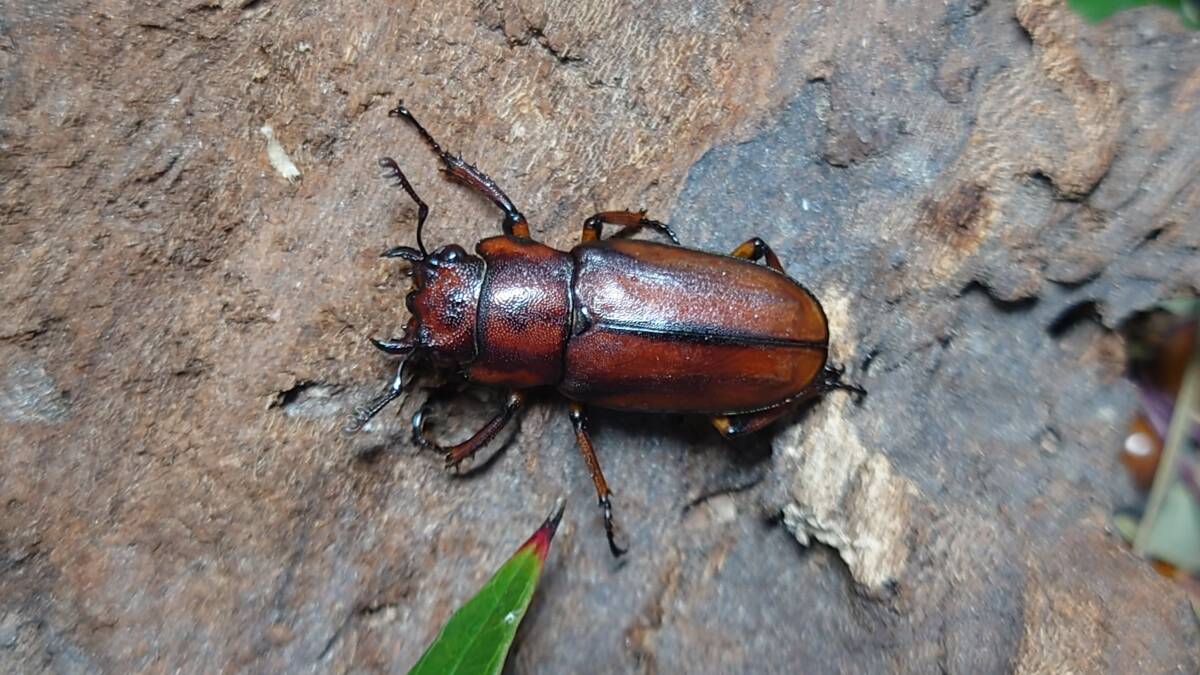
440;245;465;262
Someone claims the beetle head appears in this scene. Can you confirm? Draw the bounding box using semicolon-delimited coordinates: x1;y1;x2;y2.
404;244;483;364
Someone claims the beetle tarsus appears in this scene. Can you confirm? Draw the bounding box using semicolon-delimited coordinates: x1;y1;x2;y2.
343;390;398;434
411;405;432;448
344;357;418;434
822;365;867;403
600;494;627;557
389;101;448;158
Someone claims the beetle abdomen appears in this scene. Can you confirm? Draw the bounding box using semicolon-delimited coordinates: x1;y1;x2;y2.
559;239;828;414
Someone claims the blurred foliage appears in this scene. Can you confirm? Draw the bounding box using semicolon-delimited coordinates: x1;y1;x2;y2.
1115;300;1199;606
1115;481;1200;572
1069;0;1200;28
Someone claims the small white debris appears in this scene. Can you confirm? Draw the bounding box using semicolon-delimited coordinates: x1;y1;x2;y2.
1124;431;1154;457
259;123;301;183
801;198;810;211
503;611;518;624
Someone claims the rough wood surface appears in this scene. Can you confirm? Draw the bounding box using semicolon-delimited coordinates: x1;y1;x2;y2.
2;0;1198;672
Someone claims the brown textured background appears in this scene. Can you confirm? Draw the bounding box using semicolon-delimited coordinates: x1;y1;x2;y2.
2;0;1198;672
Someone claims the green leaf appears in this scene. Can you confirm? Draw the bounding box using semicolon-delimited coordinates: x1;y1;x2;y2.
1112;508;1141;543
1068;0;1200;28
1143;482;1200;573
408;501;565;675
1160;297;1200;317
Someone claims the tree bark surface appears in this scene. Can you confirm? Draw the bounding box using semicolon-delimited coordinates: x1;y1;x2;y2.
1;0;1198;672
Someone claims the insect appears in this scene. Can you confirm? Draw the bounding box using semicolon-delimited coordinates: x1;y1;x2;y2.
347;101;863;556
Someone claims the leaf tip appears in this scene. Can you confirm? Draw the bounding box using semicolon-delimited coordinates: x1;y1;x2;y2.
524;498;566;562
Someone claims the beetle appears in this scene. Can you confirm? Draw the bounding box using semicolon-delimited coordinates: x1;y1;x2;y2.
346;101;863;556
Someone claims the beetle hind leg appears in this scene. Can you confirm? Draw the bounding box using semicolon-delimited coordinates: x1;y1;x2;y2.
711;404;794;440
413;390;526;468
711;366;866;439
820;364;867;402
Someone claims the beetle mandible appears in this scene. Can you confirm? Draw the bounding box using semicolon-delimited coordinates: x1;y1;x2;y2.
346;101;863;556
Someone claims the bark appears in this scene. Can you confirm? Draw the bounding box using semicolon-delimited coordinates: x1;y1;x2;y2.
1;0;1198;672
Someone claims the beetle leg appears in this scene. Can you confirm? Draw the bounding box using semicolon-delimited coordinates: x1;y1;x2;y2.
711;366;866;439
711;404;794;440
730;237;784;272
581;210;680;245
568;402;627;556
388;101;531;238
343;357;418;434
412;390;526;469
820;364;867;402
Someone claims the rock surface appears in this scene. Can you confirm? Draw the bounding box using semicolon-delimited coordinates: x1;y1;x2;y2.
2;0;1198;672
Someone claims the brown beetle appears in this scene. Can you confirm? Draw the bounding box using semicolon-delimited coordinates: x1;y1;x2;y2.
347;102;862;555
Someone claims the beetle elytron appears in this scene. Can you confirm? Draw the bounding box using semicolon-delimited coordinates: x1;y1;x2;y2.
347;101;862;556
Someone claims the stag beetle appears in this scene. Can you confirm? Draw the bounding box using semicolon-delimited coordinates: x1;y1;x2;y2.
346;102;862;556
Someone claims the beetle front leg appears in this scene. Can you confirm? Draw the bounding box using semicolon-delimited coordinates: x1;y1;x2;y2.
730;237;784;272
412;390;526;468
581;210;680;245
389;101;531;238
344;357;418;434
568;402;627;556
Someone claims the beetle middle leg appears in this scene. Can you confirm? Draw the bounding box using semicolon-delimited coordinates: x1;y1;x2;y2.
389;101;531;238
581;210;680;245
568;402;627;556
413;390;526;468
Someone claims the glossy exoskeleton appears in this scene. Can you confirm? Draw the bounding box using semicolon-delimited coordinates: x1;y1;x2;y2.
347;102;862;556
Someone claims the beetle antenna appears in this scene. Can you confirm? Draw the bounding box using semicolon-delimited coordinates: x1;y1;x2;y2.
378;157;429;256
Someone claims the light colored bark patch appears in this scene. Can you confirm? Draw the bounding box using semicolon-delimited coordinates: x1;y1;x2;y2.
777;392;915;593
